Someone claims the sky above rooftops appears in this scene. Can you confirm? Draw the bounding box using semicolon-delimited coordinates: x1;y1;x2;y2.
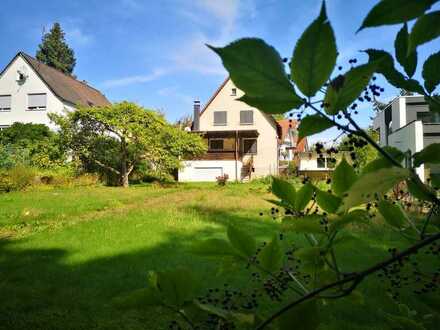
1;0;439;144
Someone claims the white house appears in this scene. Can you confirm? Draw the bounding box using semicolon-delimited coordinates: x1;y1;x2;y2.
178;78;281;182
372;95;440;182
0;52;110;130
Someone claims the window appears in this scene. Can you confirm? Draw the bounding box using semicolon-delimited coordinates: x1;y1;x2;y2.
209;139;224;151
417;111;440;123
317;157;326;168
243;138;257;154
231;88;237;96
0;95;11;112
27;93;47;111
213;111;227;126
240;110;254;125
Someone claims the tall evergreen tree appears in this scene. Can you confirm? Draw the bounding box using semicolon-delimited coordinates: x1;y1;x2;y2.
36;23;76;75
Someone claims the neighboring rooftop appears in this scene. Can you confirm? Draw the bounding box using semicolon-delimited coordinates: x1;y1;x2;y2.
2;52;110;107
277;118;307;152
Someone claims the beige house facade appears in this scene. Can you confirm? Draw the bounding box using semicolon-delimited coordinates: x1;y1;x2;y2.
178;78;280;182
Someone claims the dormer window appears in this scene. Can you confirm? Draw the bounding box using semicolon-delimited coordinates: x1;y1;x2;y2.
231;88;237;96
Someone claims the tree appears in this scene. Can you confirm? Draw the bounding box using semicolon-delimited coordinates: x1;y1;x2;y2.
36;23;76;75
338;128;379;170
50;102;206;187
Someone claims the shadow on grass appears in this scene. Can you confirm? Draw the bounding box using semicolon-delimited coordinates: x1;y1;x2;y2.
0;205;437;330
0;201;278;330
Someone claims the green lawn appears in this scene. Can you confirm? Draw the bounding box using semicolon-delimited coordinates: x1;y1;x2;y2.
0;183;437;329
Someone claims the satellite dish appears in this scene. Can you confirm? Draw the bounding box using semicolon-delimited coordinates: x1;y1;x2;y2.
17;65;29;82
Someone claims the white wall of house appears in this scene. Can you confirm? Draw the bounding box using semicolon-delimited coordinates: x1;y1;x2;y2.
179;160;242;182
388;120;425;181
298;156;333;171
198;79;279;178
0;55;71;129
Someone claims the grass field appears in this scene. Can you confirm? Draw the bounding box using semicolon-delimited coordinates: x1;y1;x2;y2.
0;182;437;329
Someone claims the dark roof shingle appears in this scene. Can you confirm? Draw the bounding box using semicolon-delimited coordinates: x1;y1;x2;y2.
20;52;110;107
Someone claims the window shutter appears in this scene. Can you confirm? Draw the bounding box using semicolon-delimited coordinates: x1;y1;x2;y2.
0;95;11;110
213;111;227;125
28;93;47;108
240;110;253;124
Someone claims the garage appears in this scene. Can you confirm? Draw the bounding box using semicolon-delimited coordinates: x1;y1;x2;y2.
192;167;223;181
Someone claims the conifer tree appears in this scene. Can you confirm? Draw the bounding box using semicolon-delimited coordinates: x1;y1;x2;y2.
36;23;76;75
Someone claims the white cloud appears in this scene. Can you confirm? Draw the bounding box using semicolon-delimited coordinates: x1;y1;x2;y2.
171;0;257;76
157;86;193;105
101;68;169;88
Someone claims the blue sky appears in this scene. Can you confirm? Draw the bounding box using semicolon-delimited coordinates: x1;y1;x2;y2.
1;0;439;143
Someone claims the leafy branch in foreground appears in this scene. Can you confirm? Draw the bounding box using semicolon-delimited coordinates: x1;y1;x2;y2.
116;1;440;329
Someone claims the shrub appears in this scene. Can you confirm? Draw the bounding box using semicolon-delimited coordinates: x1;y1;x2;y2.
216;174;229;186
0;166;37;192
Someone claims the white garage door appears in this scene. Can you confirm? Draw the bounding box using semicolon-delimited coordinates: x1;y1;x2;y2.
193;167;223;181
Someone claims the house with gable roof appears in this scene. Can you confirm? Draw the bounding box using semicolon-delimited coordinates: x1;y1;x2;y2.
0;51;110;130
178;78;307;182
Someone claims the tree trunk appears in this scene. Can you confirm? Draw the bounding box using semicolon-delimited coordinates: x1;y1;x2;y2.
120;138;129;188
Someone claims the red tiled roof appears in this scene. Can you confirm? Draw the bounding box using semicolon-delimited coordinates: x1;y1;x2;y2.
277;118;307;152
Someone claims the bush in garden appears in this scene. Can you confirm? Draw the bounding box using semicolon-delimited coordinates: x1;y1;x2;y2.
216;174;229;186
115;1;440;329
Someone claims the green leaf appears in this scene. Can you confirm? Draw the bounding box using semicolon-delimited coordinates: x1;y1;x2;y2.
430;173;440;188
385;313;426;330
295;183;315;211
364;49;425;94
157;268;196;306
341;167;410;211
408;11;440;54
315;189;342;213
324;63;377;115
377;200;408;229
428;95;440;112
194;301;255;325
258;235;283;272
358;0;436;31
227;225;257;258
331;158;357;197
283;215;325;234
272;177;296;207
395;23;417;77
208;38;304;114
290;2;337;97
278;299;320;330
330;210;370;232
413;143;440;166
344;290;365;305
191;238;237;257
362;147;405;174
406;178;437;202
112;287;161;309
298;114;334;139
423;51;440;94
295;247;325;272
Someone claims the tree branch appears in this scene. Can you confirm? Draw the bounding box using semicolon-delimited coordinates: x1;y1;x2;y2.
93;159;120;175
256;232;440;330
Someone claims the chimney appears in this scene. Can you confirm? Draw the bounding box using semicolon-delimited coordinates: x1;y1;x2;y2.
193;100;200;131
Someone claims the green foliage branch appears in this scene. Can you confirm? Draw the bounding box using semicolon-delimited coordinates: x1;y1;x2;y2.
116;1;440;328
